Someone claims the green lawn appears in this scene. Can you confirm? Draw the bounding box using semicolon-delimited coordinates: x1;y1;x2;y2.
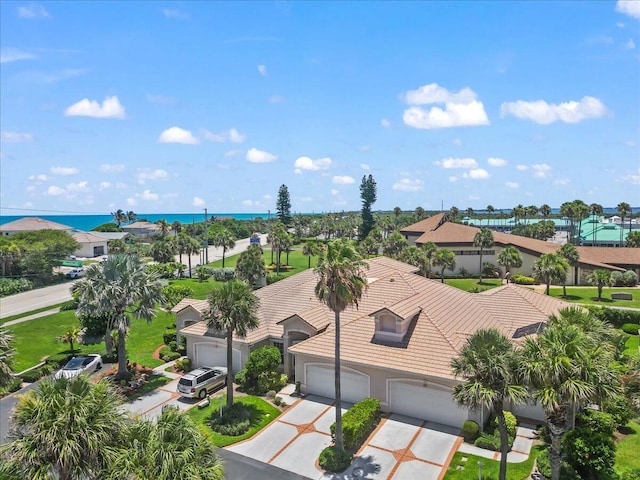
206;247;318;280
7;308;175;373
445;279;503;292
168;277;219;300
187;394;281;447
444;444;543;480
0;303;66;326
616;420;640;475
624;335;639;357
547;287;640;309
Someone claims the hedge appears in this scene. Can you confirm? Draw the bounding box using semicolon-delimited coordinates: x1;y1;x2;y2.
462;420;480;442
622;323;640;335
331;397;380;450
511;273;536;285
319;445;352;473
589;306;640;329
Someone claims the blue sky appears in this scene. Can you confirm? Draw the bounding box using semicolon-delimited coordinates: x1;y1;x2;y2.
1;1;639;216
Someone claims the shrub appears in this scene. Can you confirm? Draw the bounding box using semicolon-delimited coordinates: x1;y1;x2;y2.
59;299;78;311
462;420;480;443
536;449;581;480
620;471;640;480
168;340;178;352
564;428;616;480
474;433;501;451
266;273;284;285
331;397;381;450
0;376;22;395
266;390;276;399
146;262;179;279
78;313;110;337
163;328;177;346
589;306;640;329
209;268;236;282
161;284;193;308
101;351;118;363
0;278;33;297
511;273;536;285
490;411;517;437
234;368;247;387
600;394;635;429
622;270;638;286
173;357;192;373
161;351;181;363
210;403;251;436
622;323;640;335
242;346;283;394
318;446;352;473
577;408;616;436
21;364;56;383
45;353;72;368
273;396;283;406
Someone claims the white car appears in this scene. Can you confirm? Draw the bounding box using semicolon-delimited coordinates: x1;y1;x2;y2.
54;354;103;379
65;268;85;279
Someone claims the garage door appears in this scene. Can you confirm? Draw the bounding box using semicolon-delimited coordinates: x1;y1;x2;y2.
306;364;370;404
389;380;468;428
195;342;242;372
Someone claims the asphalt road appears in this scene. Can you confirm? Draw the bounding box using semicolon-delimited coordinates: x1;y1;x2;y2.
218;449;311;480
0;381;38;444
0;282;74;319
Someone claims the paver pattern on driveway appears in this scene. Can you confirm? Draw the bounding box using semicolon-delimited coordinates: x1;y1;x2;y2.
226;396;462;480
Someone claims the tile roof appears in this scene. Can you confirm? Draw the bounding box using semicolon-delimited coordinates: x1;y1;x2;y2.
72;232;108;243
0;216;73;232
171;298;209;314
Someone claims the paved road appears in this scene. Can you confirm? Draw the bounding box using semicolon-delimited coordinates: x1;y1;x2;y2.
219;449;311;480
177;234;269;270
0;282;73;319
0;381;38;444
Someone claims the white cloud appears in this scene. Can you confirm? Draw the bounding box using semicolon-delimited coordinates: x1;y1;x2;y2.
435;157;479;169
331;189;339;195
268;95;284;104
263;194;272;200
66;181;89;192
620;170;640;185
47;185;65;196
18;4;49;18
100;163;125;173
1;131;34;143
26;186;35;192
392;178;424;192
516;164;529;171
449;176;458;182
452;138;462;146
616;0;640;18
50;166;78;175
158;126;199;144
65;96;126;119
28;174;48;182
0;48;37;63
246;147;277;163
553;178;570;186
380;119;391;128
257;65;267;76
468;194;480;201
138;189;159;201
463;169;490;180
202;128;246;143
625;39;636;49
332;176;355;185
193;197;205;207
224;149;242;157
136;168;169;184
505;182;519;189
500;96;608;124
163;8;189;19
242;199;254;207
360;163;370;170
115;182;127;189
99;182;111;190
532;163;552;178
293;156;332;172
126;197;137;206
487;157;507;167
403;84;477;105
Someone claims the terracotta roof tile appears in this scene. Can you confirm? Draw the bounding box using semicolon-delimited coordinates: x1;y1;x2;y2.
0;216;73;232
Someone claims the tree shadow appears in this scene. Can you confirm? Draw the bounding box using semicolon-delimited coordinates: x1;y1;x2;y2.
328;454;381;479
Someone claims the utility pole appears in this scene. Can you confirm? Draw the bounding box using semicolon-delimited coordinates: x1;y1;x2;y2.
204;208;208;264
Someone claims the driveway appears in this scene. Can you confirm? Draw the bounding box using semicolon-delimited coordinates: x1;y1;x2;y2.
226;395;462;480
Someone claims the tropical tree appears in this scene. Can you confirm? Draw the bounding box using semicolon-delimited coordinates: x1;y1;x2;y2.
171;221;182;236
184;236;201;278
111;209;126;227
532;253;569;295
269;222;288;275
155;219;170;238
126;210;137;224
56;327;82;354
73;254;165;380
276;184;292;226
617;201;632;247
589;203;603;245
393;206;402;223
420;241;438;279
382;231;408;258
452;329;528;480
432;248;456;283
359;174;377;240
587;269;612;300
359;235;379;257
0;376;126;480
558;243;579;296
473;228;494;282
518;310;619;480
496;246;522;283
108;406;224;480
0;327;15;387
414;206;426;220
302;240;318;268
204;280;259;408
235;244;266;286
448;206;460;223
626;231;640;248
150;239;176;263
212;229;236;268
107;238;126;254
314;240;368;451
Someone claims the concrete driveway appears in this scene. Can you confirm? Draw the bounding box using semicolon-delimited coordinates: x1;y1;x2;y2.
226;395;462;480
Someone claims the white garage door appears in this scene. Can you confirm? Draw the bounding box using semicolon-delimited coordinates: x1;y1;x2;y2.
195;342;242;372
389;381;468;428
306;364;370;404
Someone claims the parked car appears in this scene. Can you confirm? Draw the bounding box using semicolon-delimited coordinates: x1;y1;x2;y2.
177;366;228;399
65;268;85;279
54;354;103;379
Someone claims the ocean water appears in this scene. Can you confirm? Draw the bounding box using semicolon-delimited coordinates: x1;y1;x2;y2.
0;213;270;232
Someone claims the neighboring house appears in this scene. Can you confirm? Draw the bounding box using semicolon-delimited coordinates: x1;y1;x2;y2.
0;217;75;236
89;231;128;242
72;232;109;258
400;213;639;285
121;221;161;239
174;256;574;427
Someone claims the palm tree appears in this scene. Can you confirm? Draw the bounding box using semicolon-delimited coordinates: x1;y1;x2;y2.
532;253;569;295
108;406;224;480
473;228;494;282
171;220;182;236
626;231;640;248
56;327;82;354
0;327;15;387
155;219;170;238
558;243;579;295
126;210;137;224
235;244;266;286
587;269;612;300
382;231;408;258
204;280;259;408
420;241;438;279
111;209;126;227
73;254;165;380
448;206;459;222
184;236;201;278
314;240;368;451
452;329;528;480
302;240;318;268
414;206;426;220
212;229;236;268
432;248;456;283
518;310;619;480
617;201;632;247
0;376;126;480
496;246;522;283
589;203;603;246
539;204;551;219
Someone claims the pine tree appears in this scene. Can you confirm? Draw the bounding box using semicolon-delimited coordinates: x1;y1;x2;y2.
276;184;292;226
359;175;377;240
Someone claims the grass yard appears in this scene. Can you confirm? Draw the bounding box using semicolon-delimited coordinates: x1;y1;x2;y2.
7;308;175;373
187;394;281;447
624;335;639;357
445;278;503;292
208;247;319;280
168;277;219;299
615;420;640;475
547;287;640;309
444;444;543;480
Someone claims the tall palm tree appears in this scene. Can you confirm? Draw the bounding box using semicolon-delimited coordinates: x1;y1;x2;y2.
0;376;126;480
108;406;224;480
212;229;236;268
0;327;15;387
184;236;201;278
452;329;528;480
587;269;612;300
382;231;408;258
111;209;126;227
558;243;579;295
539;204;551;219
155;219;170;238
448;206;460;222
314;240;368;451
56;327;82;354
572;200;589;246
414;206;426;220
496;246;522;283
432;248;456;283
617;201;632;247
204;280;259;409
532;253;569;295
171;220;182;236
126;210;137;224
302;240;318;268
393;206;402;223
420;241;438;279
589;203;603;246
473;228;494;282
518;310;619;480
73;254;165;380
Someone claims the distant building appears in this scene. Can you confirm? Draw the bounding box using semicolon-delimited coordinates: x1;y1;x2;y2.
72;232;109;258
121;221;161;239
0;217;74;236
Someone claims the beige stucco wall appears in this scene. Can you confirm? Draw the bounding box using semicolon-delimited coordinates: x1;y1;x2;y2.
74;241;108;258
